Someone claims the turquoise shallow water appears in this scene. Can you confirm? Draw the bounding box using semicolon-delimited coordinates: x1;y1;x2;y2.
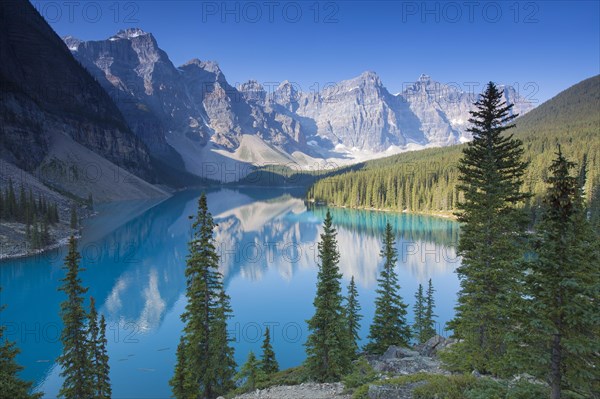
0;188;461;398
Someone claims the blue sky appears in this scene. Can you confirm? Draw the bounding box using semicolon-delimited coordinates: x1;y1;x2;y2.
40;0;599;104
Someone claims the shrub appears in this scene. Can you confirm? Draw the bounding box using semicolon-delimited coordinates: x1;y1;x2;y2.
412;374;478;399
352;384;370;399
259;366;308;388
342;357;378;391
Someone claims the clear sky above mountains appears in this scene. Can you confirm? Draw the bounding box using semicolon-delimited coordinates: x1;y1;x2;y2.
42;0;599;104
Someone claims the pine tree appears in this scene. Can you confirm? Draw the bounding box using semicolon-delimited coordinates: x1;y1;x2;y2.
260;327;279;375
70;205;78;230
344;276;362;357
305;210;353;381
366;222;410;354
57;236;94;399
170;337;188;399
30;216;40;249
27;189;35;224
422;279;436;341
0;288;43;399
7;179;16;220
41;216;51;246
18;184;26;222
169;193;236;399
413;283;426;343
87;297;111;399
445;82;530;376
525;148;600;398
210;289;236;396
235;351;266;392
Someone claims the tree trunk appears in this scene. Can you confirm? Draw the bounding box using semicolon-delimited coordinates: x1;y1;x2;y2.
550;328;562;399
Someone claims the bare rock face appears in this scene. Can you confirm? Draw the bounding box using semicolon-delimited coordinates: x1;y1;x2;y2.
400;74;533;146
0;1;152;180
63;29;535;174
288;71;419;151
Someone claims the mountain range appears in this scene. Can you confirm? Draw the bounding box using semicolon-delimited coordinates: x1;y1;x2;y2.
63;28;534;182
307;74;600;219
0;0;534;197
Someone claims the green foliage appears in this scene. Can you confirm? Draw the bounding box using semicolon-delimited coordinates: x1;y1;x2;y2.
70;204;78;230
170;194;236;399
0;180;59;225
170;337;187;399
423;279;436;341
522;149;600;398
0;288;43;399
258;366;308;388
366;222;410;354
344;276;362;357
351;384;370;399
464;378;550;399
87;297;111;399
307;75;600;224
57;236;94;399
260;327;279;375
352;373;469;399
413;284;427;344
413;280;437;345
234;351;266;393
412;374;477;399
0;180;60;249
446;82;530;376
227;365;308;395
342;357;378;391
304;210;353;381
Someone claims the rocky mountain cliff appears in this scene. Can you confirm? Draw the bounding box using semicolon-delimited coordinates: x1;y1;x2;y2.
0;2;154;181
64;28;534;180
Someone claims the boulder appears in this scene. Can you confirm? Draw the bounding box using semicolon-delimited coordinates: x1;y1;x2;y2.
381;346;420;360
415;335;457;357
369;345;447;376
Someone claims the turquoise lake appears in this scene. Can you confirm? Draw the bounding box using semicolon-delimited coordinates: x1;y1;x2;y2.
0;188;461;398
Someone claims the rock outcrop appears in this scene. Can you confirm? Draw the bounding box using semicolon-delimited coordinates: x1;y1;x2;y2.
0;1;153;181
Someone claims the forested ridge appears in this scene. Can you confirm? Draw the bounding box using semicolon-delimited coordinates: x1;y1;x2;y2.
307;75;600;223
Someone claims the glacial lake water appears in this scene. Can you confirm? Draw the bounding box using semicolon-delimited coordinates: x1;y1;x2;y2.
0;188;461;398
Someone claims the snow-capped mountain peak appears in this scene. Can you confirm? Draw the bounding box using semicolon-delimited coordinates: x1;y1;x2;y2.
113;28;149;40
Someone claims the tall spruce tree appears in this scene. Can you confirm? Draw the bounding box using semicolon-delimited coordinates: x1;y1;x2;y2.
445;82;530;376
58;236;93;399
525;148;600;398
366;222;410;354
305;210;352;381
87;297;111;399
70;205;78;230
169;194;236;399
413;283;426;343
260;327;279;375
422;279;436;341
344;276;362;357
0;288;43;399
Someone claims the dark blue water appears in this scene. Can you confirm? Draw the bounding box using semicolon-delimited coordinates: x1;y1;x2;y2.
0;188;461;398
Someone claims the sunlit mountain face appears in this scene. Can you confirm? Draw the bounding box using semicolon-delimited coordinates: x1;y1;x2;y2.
0;188;460;398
